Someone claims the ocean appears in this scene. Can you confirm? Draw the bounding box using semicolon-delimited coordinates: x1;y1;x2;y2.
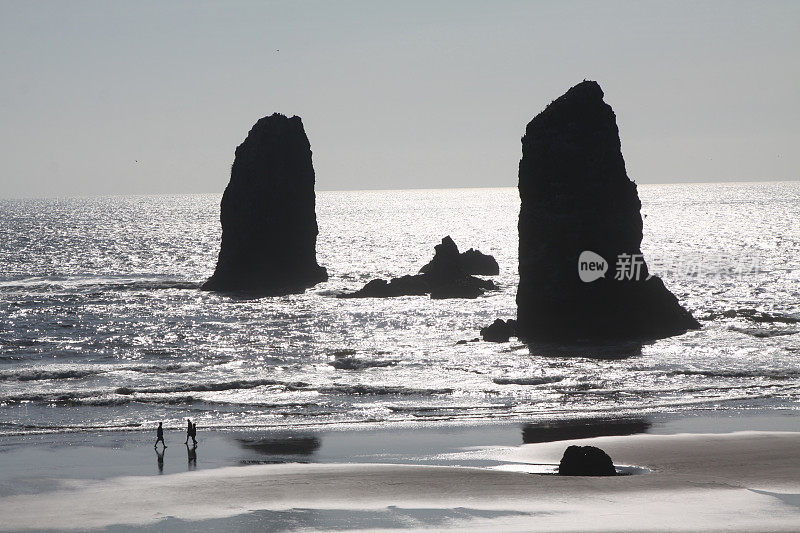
1;182;798;436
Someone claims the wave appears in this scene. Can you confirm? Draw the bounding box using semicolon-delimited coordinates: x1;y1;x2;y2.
0;363;197;382
0;378;297;404
0;386;324;407
318;384;454;396
126;363;197;374
0;368;104;382
0;337;47;348
386;403;510;413
0;277;200;294
728;326;799;338
0;390;99;404
666;368;800;379
493;376;564;386
328;349;357;357
114;378;294;395
704;308;800;324
328;357;399;370
55;396;320;408
94;280;201;292
7;422;144;433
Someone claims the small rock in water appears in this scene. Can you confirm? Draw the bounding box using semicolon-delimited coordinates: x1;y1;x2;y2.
558;445;616;476
419;236;499;276
341;236;497;299
459;248;500;276
480;318;518;342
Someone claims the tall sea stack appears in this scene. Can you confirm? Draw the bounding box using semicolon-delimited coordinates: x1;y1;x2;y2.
202;113;327;293
516;81;699;340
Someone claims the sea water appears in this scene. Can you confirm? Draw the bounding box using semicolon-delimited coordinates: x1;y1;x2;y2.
0;182;798;435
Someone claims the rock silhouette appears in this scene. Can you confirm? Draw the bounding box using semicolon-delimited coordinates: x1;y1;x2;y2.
419;236;499;276
480;318;517;342
558;445;616;476
341;237;497;299
516;81;700;340
203;113;327;293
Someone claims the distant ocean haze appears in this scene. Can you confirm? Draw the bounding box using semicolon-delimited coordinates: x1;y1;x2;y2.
0;183;798;435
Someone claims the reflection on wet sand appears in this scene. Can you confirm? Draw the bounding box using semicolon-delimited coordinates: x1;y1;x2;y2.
522;418;650;444
155;447;164;474
237;434;321;464
186;444;197;470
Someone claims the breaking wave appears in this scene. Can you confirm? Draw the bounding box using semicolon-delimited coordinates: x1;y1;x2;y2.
728;326;799;338
0;277;200;294
328;357;399;370
666;368;800;379
0;368;104;382
493;376;564;386
318;384;454;396
114;378;297;395
0;363;198;382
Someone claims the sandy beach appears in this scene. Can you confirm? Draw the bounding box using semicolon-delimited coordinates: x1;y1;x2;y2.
1;422;799;532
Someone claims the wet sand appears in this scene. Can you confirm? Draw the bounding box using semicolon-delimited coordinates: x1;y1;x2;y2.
1;415;799;531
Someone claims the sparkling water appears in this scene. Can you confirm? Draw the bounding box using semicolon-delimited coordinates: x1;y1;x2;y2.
0;183;798;435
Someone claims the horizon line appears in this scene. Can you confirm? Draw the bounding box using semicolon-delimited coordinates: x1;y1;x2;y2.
1;177;798;201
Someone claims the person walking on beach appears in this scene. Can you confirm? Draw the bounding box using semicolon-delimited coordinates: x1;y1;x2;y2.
184;418;197;445
154;421;167;448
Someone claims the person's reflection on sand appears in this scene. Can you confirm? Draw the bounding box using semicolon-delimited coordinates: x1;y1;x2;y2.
186;443;197;470
156;447;165;474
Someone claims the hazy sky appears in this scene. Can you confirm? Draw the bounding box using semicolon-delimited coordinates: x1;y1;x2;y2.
1;1;798;198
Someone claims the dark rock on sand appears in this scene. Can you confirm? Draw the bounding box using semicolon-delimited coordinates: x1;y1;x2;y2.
341;237;497;299
419;236;499;276
558;445;616;476
203;113;327;294
516;80;700;340
480;318;518;342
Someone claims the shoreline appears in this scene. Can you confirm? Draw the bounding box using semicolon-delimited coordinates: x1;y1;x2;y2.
1;409;799;530
2;409;798;484
1;428;799;531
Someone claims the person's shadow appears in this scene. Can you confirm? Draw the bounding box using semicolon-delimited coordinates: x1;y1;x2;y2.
156;447;165;474
187;443;197;470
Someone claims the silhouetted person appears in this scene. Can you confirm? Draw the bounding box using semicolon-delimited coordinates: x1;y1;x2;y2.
189;421;197;446
186;443;197;470
184;419;192;444
154;421;167;449
156;447;165;474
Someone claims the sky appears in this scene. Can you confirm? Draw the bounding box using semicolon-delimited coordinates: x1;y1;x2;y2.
0;0;798;198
